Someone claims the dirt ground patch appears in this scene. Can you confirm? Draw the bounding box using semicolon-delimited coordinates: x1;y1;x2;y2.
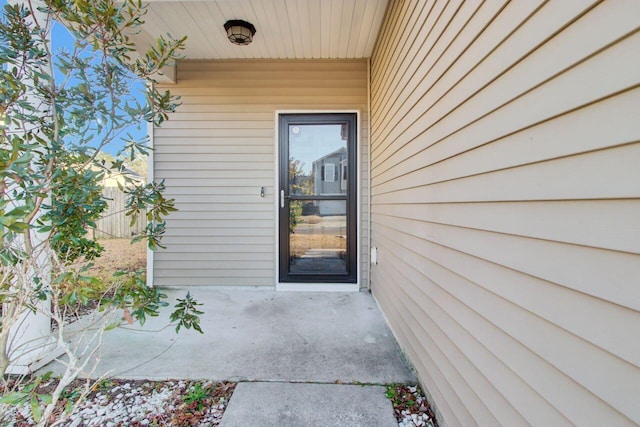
88;238;147;281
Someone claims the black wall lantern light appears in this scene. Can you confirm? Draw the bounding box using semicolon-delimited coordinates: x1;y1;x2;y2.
224;20;256;45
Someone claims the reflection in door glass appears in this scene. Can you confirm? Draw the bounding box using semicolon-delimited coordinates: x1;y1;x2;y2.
289;200;347;275
289;124;348;197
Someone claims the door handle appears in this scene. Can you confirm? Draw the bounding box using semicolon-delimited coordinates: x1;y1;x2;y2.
280;190;291;208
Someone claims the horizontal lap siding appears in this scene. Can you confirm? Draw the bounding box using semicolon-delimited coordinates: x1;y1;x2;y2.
155;60;369;287
370;1;640;426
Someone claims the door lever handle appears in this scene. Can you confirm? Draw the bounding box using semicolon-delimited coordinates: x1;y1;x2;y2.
280;190;291;208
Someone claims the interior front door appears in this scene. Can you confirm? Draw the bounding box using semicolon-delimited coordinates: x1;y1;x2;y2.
279;113;357;283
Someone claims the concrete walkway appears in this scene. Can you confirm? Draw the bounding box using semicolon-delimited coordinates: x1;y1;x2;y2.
220;382;398;427
45;288;415;425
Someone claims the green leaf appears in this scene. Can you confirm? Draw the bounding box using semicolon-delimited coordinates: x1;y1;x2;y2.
0;391;29;405
65;398;75;414
104;321;121;331
31;395;43;422
38;393;53;405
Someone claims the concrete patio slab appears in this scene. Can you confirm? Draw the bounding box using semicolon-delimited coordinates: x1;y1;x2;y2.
219;382;398;427
44;288;415;384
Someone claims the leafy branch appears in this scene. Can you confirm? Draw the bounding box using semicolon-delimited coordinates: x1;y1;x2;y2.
0;1;203;424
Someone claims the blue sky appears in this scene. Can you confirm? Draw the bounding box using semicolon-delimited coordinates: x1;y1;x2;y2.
1;0;147;155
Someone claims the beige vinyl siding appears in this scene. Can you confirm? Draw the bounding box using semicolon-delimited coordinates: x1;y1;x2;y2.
155;59;369;287
370;1;640;426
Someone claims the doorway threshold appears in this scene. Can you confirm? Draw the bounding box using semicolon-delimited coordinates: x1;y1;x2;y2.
277;283;359;292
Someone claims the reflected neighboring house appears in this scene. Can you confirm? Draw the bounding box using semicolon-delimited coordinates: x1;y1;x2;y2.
312;147;347;216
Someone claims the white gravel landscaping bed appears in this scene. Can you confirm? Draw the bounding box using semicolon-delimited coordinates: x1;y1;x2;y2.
6;379;235;427
4;379;437;426
387;384;439;427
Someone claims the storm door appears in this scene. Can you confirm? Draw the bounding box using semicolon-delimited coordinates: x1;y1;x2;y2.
279;114;357;283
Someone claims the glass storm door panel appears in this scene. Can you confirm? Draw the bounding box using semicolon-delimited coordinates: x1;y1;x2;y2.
279;114;357;283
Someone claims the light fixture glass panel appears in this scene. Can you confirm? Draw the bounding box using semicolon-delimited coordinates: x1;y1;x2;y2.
224;20;256;45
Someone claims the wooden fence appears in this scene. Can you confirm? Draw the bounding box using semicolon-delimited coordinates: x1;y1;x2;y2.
92;187;146;239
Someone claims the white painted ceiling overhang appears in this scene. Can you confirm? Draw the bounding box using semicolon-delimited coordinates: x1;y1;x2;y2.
136;0;389;81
